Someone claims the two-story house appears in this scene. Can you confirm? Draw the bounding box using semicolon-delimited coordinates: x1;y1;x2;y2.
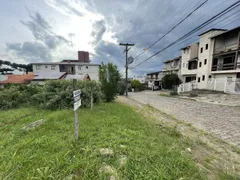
146;71;164;89
32;51;100;81
162;56;181;77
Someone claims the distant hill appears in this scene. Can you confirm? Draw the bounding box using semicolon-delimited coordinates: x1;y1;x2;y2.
0;60;32;74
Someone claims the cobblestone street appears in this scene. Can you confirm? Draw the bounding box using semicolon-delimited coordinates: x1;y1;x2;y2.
129;91;240;146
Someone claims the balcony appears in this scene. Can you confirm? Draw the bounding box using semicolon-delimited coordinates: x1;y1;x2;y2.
212;63;235;71
214;42;239;55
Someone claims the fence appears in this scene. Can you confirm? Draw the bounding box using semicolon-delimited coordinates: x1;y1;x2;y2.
178;78;240;94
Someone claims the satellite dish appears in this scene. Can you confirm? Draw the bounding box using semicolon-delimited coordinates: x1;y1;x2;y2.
127;56;134;64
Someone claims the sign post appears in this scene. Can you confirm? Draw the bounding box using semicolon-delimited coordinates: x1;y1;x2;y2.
73;79;81;141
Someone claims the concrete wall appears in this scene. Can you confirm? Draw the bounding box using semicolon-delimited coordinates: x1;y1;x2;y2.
75;65;99;81
33;64;60;74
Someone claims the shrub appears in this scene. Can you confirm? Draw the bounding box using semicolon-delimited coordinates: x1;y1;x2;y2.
131;80;143;91
162;74;182;89
117;81;126;95
189;91;198;97
0;80;102;110
169;91;178;96
99;62;121;102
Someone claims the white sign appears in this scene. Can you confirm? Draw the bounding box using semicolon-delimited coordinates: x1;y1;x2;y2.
73;89;81;111
74;99;81;111
73;89;81;97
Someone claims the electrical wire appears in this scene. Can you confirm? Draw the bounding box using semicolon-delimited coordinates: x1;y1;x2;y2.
129;1;240;69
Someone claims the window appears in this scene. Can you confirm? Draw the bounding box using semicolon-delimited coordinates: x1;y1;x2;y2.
86;66;88;69
78;65;82;70
227;77;232;82
198;77;201;83
200;47;203;53
199;62;202;67
45;65;48;68
51;65;56;70
36;65;41;70
202;75;205;81
208;75;212;79
204;59;207;65
205;44;208;50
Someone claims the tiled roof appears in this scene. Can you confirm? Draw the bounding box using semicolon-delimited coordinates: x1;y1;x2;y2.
33;72;67;80
0;74;36;85
65;74;90;80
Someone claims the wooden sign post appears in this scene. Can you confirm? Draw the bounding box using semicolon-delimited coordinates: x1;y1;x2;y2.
73;79;81;141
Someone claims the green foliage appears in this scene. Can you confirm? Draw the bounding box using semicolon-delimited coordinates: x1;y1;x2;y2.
162;74;182;89
170;91;178;96
0;80;101;110
99;62;121;102
0;60;33;73
117;80;126;95
0;103;207;179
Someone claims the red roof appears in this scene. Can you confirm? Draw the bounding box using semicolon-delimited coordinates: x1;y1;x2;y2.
0;74;36;85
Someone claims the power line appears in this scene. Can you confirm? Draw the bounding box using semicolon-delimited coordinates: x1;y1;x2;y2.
130;1;240;69
133;0;208;62
122;0;142;41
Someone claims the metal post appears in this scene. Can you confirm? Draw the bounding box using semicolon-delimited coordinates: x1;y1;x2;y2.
73;79;79;141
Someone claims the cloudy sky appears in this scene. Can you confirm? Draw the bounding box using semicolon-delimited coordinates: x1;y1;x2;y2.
0;0;240;76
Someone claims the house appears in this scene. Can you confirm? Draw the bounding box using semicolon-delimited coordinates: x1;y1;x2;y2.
0;74;36;88
146;71;164;89
178;27;240;94
31;51;100;81
133;75;146;83
162;56;181;77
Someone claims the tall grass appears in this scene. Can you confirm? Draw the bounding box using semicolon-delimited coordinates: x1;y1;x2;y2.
0;103;206;179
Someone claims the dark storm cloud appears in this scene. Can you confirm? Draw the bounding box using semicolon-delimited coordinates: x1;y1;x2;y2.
7;11;73;62
91;20;107;46
7;41;51;62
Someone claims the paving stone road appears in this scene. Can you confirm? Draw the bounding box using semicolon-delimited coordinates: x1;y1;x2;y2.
129;91;240;146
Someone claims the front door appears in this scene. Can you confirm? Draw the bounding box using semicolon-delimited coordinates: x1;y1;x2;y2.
235;73;240;92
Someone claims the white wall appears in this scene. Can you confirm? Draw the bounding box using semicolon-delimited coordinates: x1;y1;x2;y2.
181;43;199;77
75;65;99;81
33;64;60;74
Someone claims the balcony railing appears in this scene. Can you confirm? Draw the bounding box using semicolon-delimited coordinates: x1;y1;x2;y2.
212;63;235;71
214;42;239;54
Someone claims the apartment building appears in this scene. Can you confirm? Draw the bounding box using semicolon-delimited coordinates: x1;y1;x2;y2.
32;51;100;81
178;27;240;93
180;42;199;83
146;71;164;89
162;56;181;76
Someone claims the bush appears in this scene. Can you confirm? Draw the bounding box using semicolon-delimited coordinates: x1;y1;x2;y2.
162;74;182;90
189;91;198;97
131;80;143;91
99;62;121;102
117;81;126;95
0;80;102;110
169;91;178;96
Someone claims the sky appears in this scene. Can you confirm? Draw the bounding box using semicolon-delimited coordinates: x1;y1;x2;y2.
0;0;240;77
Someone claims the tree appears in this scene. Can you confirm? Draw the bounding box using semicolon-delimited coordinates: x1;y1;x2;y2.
99;62;121;102
162;74;182;89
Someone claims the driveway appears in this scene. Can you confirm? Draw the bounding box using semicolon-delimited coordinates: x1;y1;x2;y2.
128;91;240;146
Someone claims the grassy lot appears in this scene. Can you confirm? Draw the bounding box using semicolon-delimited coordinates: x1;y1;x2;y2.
1;103;208;179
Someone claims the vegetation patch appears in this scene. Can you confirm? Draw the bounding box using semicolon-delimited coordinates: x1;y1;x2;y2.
0;103;206;179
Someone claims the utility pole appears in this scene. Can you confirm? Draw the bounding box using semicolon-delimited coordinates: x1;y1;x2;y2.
119;43;134;97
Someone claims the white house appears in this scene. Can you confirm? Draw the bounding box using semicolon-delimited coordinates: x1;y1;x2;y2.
162;56;181;78
178;27;240;94
32;51;100;81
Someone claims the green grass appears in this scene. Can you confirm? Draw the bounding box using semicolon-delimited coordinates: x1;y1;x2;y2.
0;103;206;179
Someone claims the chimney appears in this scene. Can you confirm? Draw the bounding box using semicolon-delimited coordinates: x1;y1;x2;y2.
84;51;89;63
78;51;89;63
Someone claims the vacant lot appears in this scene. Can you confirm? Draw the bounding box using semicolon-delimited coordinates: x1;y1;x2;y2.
1;102;239;179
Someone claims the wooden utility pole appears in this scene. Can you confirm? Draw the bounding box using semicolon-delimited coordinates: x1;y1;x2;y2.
119;43;135;97
73;79;79;141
